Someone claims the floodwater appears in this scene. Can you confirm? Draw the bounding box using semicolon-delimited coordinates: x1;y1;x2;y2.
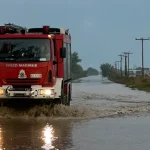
1;75;150;149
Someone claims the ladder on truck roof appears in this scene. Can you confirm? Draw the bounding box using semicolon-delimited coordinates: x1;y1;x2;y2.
5;23;27;31
0;23;27;34
0;23;70;35
28;27;69;35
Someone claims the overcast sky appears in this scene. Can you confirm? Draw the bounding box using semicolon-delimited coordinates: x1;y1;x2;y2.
1;0;150;70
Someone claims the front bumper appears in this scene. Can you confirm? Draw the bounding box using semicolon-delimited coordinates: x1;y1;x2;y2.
0;85;56;99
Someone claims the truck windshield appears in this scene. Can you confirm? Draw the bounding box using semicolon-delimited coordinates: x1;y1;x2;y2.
0;39;50;62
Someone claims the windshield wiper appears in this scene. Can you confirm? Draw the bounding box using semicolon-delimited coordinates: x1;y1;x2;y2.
16;57;43;62
0;57;16;61
0;56;47;62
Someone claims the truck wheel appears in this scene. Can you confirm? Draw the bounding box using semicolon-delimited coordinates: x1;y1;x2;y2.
61;88;68;105
55;87;66;105
66;87;71;106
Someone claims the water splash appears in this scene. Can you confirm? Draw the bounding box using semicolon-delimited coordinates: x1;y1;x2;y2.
0;103;149;119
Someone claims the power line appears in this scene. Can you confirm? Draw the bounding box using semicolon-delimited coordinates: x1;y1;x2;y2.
135;37;150;76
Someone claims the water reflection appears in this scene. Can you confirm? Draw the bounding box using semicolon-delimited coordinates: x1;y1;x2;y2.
41;124;58;150
0;119;74;149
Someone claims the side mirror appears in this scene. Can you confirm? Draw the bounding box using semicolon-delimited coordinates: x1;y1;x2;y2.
60;47;66;58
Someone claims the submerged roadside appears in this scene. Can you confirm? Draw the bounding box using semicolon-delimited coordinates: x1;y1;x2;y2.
108;76;150;92
100;63;150;93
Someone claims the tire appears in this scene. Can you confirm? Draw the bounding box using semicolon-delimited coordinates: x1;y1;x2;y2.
66;87;71;106
55;87;66;105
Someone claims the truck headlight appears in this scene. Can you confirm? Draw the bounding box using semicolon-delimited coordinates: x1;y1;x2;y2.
45;89;51;95
0;89;4;95
40;89;54;95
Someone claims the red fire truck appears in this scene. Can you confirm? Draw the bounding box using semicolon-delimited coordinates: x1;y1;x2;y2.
0;23;72;105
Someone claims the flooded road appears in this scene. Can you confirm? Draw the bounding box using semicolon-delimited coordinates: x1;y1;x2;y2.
1;75;150;149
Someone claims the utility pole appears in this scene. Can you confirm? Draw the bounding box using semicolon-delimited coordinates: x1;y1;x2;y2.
114;62;117;72
135;37;150;76
122;53;128;77
115;61;120;74
117;61;120;73
123;51;133;77
118;54;124;77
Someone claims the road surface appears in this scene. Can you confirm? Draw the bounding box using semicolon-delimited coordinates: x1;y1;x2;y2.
0;75;150;149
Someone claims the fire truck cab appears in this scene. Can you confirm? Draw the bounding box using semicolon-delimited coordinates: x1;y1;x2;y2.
0;23;72;105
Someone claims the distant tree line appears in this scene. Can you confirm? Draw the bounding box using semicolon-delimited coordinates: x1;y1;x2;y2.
86;67;99;76
71;52;99;80
100;63;113;77
100;63;118;78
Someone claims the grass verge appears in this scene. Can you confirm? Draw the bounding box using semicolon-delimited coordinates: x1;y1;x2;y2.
108;76;150;92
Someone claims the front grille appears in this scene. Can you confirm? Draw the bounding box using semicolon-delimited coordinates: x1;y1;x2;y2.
5;78;39;84
10;87;32;91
